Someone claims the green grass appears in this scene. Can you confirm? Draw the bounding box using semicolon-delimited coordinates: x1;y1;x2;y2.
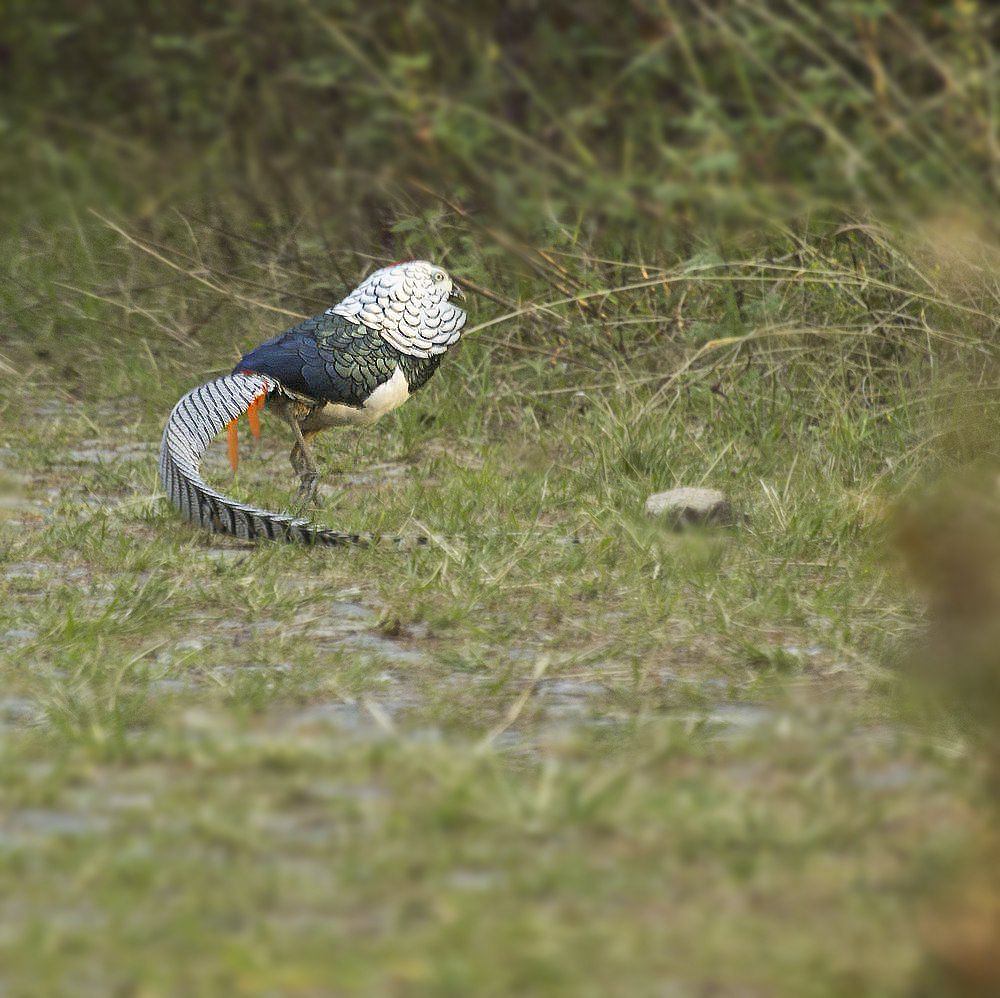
4;4;1000;992
0;212;990;995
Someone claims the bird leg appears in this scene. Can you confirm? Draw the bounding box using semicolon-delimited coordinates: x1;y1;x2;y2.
290;431;322;509
294;444;323;507
276;405;322;510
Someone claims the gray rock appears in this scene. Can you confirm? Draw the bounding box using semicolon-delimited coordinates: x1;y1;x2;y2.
644;487;734;527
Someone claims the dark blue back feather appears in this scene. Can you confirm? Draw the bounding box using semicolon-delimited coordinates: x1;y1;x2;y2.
233;312;399;408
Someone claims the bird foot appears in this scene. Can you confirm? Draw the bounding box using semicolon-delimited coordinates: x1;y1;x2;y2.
293;472;321;515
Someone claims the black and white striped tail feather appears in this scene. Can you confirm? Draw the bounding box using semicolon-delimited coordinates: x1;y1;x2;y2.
159;374;377;547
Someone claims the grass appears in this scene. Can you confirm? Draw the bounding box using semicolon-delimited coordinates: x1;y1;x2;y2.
0;208;992;995
4;4;1000;992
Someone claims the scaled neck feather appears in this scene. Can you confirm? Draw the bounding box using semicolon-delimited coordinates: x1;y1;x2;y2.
329;261;466;359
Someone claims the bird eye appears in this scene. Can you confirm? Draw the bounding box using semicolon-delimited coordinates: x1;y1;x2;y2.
434;272;445;282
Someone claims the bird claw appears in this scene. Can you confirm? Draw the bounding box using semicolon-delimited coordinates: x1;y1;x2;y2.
293;472;321;515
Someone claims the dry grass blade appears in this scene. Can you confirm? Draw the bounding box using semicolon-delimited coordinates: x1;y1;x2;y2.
92;212;308;321
476;655;551;754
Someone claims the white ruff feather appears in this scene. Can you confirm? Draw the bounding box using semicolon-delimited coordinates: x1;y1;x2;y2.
328;260;467;358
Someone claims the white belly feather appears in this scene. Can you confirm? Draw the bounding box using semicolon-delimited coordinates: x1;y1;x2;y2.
308;365;411;430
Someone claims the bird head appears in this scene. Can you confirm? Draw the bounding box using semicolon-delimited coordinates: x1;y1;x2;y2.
329;260;467;358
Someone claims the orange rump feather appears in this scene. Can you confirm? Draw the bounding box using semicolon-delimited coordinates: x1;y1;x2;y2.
227;389;268;471
248;394;264;438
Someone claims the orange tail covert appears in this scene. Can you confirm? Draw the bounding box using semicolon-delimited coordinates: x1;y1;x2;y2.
248;393;265;439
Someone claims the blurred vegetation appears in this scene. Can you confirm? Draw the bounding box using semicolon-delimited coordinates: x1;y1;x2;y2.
3;1;1000;994
3;1;1000;416
894;465;1000;997
4;1;999;237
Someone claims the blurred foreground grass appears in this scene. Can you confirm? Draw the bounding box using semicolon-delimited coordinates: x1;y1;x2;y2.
3;3;1000;995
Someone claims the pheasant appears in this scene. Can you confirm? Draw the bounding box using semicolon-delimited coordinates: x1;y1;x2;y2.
159;260;467;545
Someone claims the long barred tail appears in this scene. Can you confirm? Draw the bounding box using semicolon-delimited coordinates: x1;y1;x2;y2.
158;374;370;547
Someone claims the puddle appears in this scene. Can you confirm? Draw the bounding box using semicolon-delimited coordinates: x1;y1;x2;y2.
0;809;111;848
507;646;539;663
3;561;52;579
65;442;157;464
783;643;823;659
540;678;607;718
99;792;157;812
703;704;780;738
0;497;51;517
148;677;201;696
32;400;83;419
207;661;294;680
140;603;426;697
294;602;377;639
853;762;922;790
0;627;38;647
287;701;372;733
246;604;378;643
287;685;423;737
200;549;254;562
336;632;428;665
0;696;43;730
173;638;206;654
249;811;345;847
489;729;526;750
447;869;502;891
2;563;88;583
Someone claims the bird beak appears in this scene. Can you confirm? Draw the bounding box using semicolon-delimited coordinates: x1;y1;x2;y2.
449;284;466;302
